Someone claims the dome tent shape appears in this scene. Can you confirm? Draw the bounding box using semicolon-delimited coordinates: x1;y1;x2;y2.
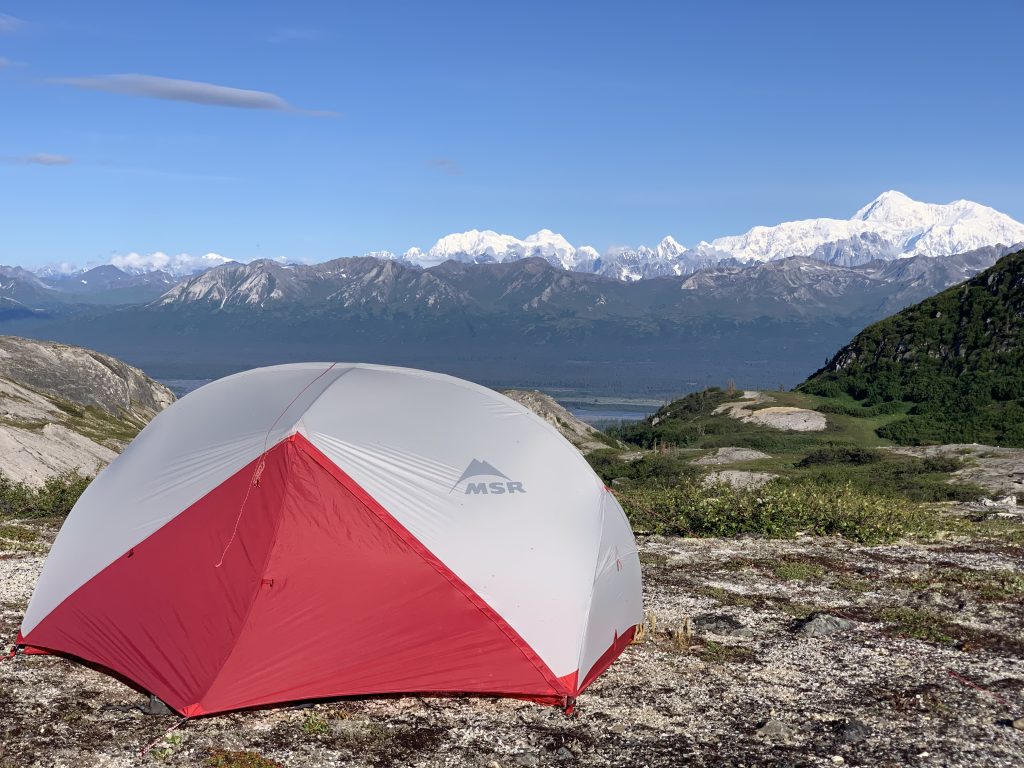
17;363;643;716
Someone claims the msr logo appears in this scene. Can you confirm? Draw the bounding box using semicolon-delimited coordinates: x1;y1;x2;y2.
450;459;526;495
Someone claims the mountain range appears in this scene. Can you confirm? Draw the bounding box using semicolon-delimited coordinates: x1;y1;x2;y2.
393;191;1024;280
2;192;1021;398
19;191;1024;283
0;243;1017;398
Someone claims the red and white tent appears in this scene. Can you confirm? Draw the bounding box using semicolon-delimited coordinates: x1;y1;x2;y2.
17;363;642;716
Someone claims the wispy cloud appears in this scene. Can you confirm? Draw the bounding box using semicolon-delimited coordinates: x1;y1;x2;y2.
268;27;323;43
428;158;462;176
53;74;335;116
0;13;23;33
4;153;73;165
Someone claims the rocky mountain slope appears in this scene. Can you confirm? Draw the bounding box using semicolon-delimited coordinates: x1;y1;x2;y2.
502;389;617;453
800;249;1024;446
147;244;1019;319
0;336;174;484
3;245;1017;399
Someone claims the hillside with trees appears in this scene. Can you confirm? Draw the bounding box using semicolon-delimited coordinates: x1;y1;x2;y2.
799;249;1024;446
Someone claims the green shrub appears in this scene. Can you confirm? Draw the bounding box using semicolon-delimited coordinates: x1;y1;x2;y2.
797;447;882;467
586;449;700;487
815;400;903;417
0;471;91;520
922;455;966;473
616;479;934;545
798;454;982;502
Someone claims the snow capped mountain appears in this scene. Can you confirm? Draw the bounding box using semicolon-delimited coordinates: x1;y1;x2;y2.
853;190;1024;258
702;217;878;264
399;192;1023;279
21;192;1024;283
416;228;585;270
697;190;1024;266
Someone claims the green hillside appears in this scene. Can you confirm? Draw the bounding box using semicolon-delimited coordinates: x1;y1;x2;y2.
799;249;1024;446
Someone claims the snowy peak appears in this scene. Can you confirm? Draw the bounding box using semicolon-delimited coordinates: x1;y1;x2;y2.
418;228;595;272
700;191;1024;265
850;190;1024;258
656;236;686;260
852;190;920;223
425;229;521;263
854;189;992;229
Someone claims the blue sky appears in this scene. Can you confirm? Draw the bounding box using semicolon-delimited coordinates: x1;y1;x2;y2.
2;1;1022;269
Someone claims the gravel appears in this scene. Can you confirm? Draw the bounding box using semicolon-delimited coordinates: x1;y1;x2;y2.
1;523;1022;767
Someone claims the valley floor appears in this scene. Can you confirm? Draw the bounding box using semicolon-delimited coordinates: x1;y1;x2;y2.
2;516;1023;767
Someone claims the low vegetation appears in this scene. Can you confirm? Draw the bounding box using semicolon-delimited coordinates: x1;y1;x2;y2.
0;471;90;521
591;375;999;544
613;479;935;545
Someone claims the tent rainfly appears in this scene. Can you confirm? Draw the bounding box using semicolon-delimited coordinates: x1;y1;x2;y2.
16;363;643;716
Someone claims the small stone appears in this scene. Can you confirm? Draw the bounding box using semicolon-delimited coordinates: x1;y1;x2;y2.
486;762;501;768
831;757;845;765
514;755;539;768
555;746;574;760
756;719;799;742
331;719;364;738
608;723;626;735
1012;717;1024;731
139;695;172;716
696;614;743;636
797;613;857;638
839;718;870;744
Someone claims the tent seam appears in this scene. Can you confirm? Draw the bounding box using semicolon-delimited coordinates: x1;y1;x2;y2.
573;492;607;693
288;365;358;439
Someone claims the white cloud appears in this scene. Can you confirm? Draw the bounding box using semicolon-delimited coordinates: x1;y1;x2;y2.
111;251;232;276
53;73;335;116
22;153;72;165
2;153;73;165
0;13;23;33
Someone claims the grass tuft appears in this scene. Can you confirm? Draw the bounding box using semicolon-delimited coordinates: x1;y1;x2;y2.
698;640;755;664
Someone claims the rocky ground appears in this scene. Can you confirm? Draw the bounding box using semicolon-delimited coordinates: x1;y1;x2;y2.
891;445;1024;500
712;391;827;433
2;514;1022;768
